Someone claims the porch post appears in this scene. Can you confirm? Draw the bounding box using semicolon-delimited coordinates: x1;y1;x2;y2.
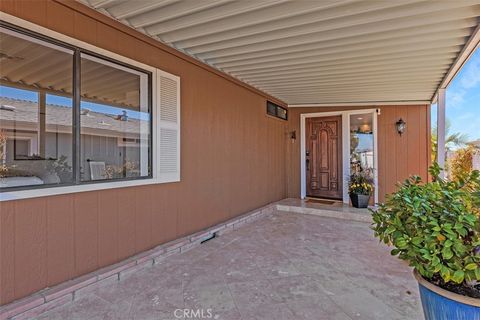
437;88;446;178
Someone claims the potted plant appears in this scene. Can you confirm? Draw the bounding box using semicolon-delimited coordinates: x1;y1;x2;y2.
348;170;374;208
371;163;480;320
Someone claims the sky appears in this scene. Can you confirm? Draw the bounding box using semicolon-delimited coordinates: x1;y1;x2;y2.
431;47;480;143
0;85;149;120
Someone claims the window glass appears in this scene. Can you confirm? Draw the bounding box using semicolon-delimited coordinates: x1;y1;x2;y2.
350;113;374;174
0;28;74;188
0;26;153;191
79;54;151;181
266;101;288;120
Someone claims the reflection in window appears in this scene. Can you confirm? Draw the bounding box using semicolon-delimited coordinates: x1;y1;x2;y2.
0;27;74;188
350;113;374;175
80;54;150;181
1;25;152;190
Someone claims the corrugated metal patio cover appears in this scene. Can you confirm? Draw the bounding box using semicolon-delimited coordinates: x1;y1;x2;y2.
82;0;480;105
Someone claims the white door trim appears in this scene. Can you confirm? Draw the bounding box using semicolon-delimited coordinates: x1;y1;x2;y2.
300;109;379;204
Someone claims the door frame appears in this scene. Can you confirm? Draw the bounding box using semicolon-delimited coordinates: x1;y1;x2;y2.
300;109;378;204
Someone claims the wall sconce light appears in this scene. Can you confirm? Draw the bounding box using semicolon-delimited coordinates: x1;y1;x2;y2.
396;118;406;136
290;130;296;143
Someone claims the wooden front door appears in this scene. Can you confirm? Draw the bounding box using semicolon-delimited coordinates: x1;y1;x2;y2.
306;116;342;199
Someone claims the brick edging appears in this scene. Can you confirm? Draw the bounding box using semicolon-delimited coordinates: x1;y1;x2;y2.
0;203;277;320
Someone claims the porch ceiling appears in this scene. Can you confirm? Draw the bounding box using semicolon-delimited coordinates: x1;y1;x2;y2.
81;0;480;105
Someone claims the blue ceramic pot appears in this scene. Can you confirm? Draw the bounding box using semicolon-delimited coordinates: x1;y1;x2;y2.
414;271;480;320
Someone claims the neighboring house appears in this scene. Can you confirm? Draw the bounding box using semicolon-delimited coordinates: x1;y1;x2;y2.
0;0;478;307
0;97;148;185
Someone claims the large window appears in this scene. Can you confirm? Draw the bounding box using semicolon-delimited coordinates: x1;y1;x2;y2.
79;54;151;182
0;24;152;190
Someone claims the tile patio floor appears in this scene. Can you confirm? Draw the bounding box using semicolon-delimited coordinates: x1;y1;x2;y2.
34;210;423;320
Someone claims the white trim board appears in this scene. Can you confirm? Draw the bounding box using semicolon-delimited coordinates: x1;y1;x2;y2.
0;13;181;202
300;109;378;204
289;101;429;107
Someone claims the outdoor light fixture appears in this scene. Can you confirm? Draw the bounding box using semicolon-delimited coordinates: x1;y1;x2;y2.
396;118;406;136
290;130;296;143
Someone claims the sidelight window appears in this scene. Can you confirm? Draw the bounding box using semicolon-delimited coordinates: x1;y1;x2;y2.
349;113;374;175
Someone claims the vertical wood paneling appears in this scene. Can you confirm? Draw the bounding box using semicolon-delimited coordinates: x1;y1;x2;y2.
135;186;153;252
150;185;166;245
384;107;398;195
396;106;409;183
2;1;288;304
407;106;421;177
199;77;214;229
0;0;16;14
14;199;47;299
74;192;98;275
46;195;74;286
245;97;256;209
0;201;15;304
97;189;118;267
286;105;430;201
116;188;136;260
96;23;119;53
377;107;387;202
158;183;179;244
424;105;432;180
117;32;143;64
73;11;97;45
46;1;74;37
211;82;227;222
14;0;47;26
0;0;431;305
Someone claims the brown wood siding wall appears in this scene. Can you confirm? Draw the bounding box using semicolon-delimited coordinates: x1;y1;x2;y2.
0;1;287;305
286;105;431;201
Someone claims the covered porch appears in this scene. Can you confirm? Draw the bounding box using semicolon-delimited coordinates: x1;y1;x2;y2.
1;1;480;319
5;203;422;320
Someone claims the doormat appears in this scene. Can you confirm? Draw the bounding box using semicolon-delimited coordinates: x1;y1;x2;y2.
306;198;337;205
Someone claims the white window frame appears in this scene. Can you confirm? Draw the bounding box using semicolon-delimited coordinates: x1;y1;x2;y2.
300;109;379;204
0;13;180;201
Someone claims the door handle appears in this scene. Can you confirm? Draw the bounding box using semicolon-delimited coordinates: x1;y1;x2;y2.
306;150;310;171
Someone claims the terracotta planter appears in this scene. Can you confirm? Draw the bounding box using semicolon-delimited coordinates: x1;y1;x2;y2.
413;270;480;320
349;193;370;208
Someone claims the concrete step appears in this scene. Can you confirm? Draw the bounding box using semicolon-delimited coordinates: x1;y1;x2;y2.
276;203;372;223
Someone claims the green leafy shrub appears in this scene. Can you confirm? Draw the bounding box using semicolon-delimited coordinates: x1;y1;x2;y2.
371;163;480;285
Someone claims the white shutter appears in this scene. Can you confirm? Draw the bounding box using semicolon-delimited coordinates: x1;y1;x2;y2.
156;70;180;182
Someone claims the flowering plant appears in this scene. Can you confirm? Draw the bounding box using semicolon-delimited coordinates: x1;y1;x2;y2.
348;170;374;195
